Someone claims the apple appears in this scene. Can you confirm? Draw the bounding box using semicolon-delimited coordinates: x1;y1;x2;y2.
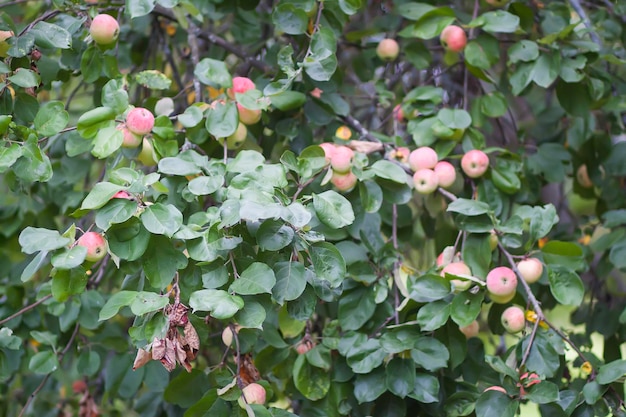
335;125;352;141
501;305;526;333
310;87;323;99
390;146;410;164
486;266;517;304
484;386;507;394
137;138;158;166
489;229;498;251
76;231;108;262
413;169;439;194
440;25;467;53
319;142;336;163
441;261;473;291
516;258;543;284
218;122;248;150
461;149;489;178
576;164;593;188
296;339;314;355
459;320;480;338
237;103;261;125
434;161;456;188
408;146;438;172
238;383;266;408
117;125;142;148
222;326;236;346
112;190;133;200
90;14;120;46
331;171;358;192
393;104;404;122
72;380;88;394
228;76;255;100
376;38;399;61
0;30;14;58
126;107;155;136
330;146;354;174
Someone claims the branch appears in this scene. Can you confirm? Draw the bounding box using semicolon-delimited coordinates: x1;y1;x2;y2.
0;294;52;326
567;0;603;47
342;115;381;143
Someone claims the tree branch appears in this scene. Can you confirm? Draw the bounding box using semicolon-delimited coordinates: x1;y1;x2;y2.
0;294;52;326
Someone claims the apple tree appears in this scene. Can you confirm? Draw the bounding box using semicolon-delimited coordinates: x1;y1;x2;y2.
1;0;626;416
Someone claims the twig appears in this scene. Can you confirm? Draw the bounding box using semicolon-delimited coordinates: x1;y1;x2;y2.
567;0;603;47
342;115;380;143
187;20;203;104
0;294;52;326
437;187;458;202
520;317;540;369
498;242;544;318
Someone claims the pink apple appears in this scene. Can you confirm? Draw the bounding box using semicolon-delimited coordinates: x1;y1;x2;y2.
76;232;108;262
238;383;266;408
501;305;525;333
126;108;155;136
413;168;439;194
441;261;473;291
90;14;120;46
390;146;410;163
228;76;255;100
237;103;261;125
117;125;142;148
112;190;133;200
408;146;438;172
434;161;456;188
393;104;405;122
296;339;314;355
331;171;358;192
486;266;517;304
319;142;336;163
459;320;480;338
221;326;239;346
440;25;467;53
484;386;507;394
330;146;354;174
376;38;399;61
516;258;543;284
461;149;489;178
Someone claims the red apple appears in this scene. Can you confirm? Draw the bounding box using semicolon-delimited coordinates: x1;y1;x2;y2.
376;38;399;61
76;231;108;262
501;305;525;333
126;108;155;136
90;14;120;46
393;104;405;122
319;142;336;164
238;383;266;408
516;258;543;284
112;190;133;200
331;171;358;192
459;320;480;338
228;76;255;100
413;168;439;194
408;146;438;172
440;25;467;53
441;261;473;291
330;146;354;174
461;149;489;178
434;161;456;188
486;266;517;304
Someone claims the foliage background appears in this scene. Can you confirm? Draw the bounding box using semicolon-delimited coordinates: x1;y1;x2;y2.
1;0;626;416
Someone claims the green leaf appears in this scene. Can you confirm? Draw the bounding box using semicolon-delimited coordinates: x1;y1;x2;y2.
205;100;238;138
12;136;52;182
542;240;584;271
29;351;59;375
508;40;539;63
409;373;440;403
475;390;519;417
556;80;592;117
596;359;626;385
272;261;307;303
51;245;87;270
410;274;451;302
158;156;202;176
80;45;103;83
19;227;71;254
8;69;40;88
31;21;71;49
51;268;88;302
303;27;337;81
272;4;308;35
369;160;408;183
91;125;123;159
135;70;172;90
313;190;355;229
194;58;232;89
338;286;376;331
451;291;484;327
257;219;295;251
469;11;520;33
21;251;49;282
0;328;22;350
234;301;266;329
398;6;455;39
101;79;129;114
34;101;68;136
548;267;584;306
141;203;183;237
438;108;472;129
525;381;560;404
385;358;415;398
447;199;491;216
130;292;169;316
189;289;244;319
80;182;124;210
77;107;116;139
95;199;137;231
354;367;387;403
127;0;156;18
411;337;449;371
310;242;346;288
229;262;276;295
0;143;22;173
142;237;188;289
99;291;138;320
416;300;451;331
293;354;331;400
522;332;560;378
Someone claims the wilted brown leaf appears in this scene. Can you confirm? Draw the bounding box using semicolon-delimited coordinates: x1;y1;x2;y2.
133;348;152;371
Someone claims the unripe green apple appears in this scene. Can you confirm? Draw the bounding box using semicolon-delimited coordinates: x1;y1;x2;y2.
501;305;526;333
218;122;248;150
376;38;399;61
76;231;108;262
90;14;120;46
486;266;517;304
137;138;158;166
